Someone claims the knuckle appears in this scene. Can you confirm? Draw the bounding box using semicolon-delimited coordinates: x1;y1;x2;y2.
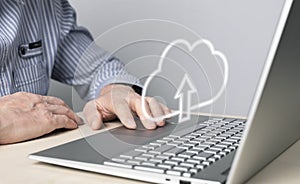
57;98;65;105
53;97;64;105
60;105;68;111
38;109;53;123
147;97;157;104
133;98;142;107
61;115;69;123
53;115;68;127
43;109;53;119
15;91;27;97
17;91;26;95
65;107;71;114
35;94;43;101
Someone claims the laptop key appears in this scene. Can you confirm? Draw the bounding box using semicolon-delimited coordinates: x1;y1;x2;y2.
227;139;239;143
149;145;175;154
166;170;182;176
167;141;182;146
186;149;201;154
134;165;166;174
210;146;224;152
163;147;185;156
104;161;135;169
216;143;229;148
177;145;193;150
203;160;213;166
221;149;230;155
231;136;242;140
164;160;181;166
135;156;149;161
193;152;214;160
178;137;191;142
225;148;234;152
194;145;208;151
190;168;201;173
141;161;158;167
180;162;196;168
120;150;141;159
150;141;164;146
141;153;156;158
157;163;174;170
143;144;159;150
186;159;202;164
198;144;213;149
156;154;172;159
127;159;142;165
189;140;200;146
135;147;150;153
214;154;224;159
208;157;219;163
171;156;186;162
229;146;238;150
157;139;170;143
173;166;190;172
183;172;194;177
196;164;206;170
111;157;127;162
204;149;219;155
178;152;195;158
204;142;217;147
149;157;166;163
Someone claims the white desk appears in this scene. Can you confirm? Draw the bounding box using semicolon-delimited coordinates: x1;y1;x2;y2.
1;122;300;184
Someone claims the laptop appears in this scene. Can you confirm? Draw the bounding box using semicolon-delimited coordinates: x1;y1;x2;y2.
29;0;300;183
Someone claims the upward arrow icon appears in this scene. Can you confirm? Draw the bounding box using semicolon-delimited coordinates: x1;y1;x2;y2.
174;74;197;123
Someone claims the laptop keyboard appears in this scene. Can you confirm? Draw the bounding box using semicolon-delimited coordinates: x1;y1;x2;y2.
104;118;246;178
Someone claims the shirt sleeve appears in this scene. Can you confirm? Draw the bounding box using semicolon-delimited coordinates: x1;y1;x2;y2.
51;0;141;101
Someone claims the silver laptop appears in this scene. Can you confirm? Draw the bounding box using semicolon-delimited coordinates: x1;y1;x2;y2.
29;0;300;183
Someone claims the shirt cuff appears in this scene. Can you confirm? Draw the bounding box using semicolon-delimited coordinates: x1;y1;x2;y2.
93;75;143;99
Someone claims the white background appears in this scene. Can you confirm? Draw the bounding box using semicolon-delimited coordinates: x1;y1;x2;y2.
49;0;285;116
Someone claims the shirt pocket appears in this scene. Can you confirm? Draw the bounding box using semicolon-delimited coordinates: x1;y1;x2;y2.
14;61;49;95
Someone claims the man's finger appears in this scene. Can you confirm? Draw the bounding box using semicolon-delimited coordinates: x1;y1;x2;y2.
160;103;172;116
83;100;103;130
47;104;83;125
52;114;77;129
146;97;165;126
13;92;43;106
113;100;137;129
41;96;67;106
132;98;157;130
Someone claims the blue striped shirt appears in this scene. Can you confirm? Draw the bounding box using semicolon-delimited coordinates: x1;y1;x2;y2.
0;0;139;101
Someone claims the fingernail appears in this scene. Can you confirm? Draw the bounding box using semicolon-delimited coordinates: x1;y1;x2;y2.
72;121;78;128
147;120;157;129
157;120;165;126
127;119;136;129
92;119;100;130
77;117;84;125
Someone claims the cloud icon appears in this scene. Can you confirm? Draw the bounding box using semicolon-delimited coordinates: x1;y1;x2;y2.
141;38;229;123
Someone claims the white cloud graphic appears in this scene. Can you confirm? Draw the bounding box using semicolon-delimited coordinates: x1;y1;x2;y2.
141;39;229;122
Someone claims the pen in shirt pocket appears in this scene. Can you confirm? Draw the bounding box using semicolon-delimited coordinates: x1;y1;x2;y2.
18;40;43;59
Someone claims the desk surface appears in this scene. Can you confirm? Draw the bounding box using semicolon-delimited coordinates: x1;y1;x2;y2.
1;122;300;184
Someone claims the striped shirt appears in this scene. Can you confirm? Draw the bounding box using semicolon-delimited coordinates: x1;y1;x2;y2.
0;0;139;101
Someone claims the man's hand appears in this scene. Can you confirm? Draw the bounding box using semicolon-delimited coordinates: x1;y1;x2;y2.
0;92;82;144
83;84;171;130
